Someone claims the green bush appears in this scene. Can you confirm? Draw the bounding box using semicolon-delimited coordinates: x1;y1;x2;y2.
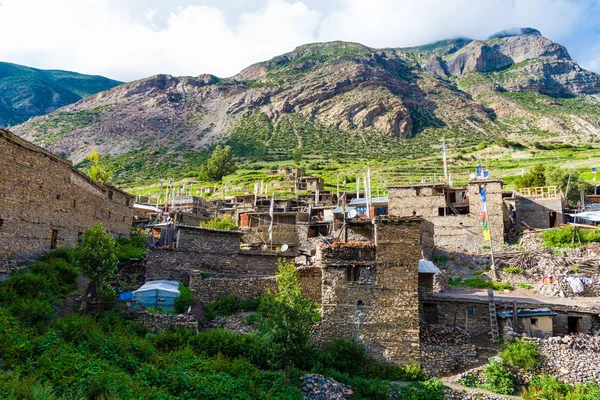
523;374;600;400
204;295;261;320
500;339;540;371
483;359;516;395
174;283;194;314
542;227;600;248
516;283;533;290
395;378;446;400
503;267;524;274
489;281;513;291
115;236;147;261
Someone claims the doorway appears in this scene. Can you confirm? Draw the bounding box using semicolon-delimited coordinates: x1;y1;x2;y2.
423;303;438;324
548;211;558;228
567;316;582;334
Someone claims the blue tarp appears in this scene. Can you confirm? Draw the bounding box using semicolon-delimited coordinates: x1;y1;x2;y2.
497;307;558;319
118;292;134;301
132;280;180;313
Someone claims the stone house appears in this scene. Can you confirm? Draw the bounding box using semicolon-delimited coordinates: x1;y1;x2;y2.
318;217;427;365
387;180;504;252
512;186;565;229
0;129;134;259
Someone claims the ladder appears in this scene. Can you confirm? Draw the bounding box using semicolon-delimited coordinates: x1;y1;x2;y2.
488;289;499;342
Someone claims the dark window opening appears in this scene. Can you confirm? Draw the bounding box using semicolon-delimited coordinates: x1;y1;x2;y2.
0;218;3;228
126;198;130;207
108;190;114;200
438;207;445;216
308;225;329;238
530;318;538;326
50;229;58;249
56;194;61;200
567;316;582;334
415;188;422;196
73;199;76;208
423;303;438;323
346;266;360;282
467;307;474;316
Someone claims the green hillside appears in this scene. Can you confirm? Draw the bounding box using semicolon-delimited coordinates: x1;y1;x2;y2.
0;62;122;126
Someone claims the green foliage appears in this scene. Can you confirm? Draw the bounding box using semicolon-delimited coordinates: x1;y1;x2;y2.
450;278;513;291
483;359;516;394
198;145;237;182
200;216;238;231
203;295;261;320
86;149;112;182
174;283;194;314
516;283;533;290
543;227;600;248
74;222;118;287
516;164;546;188
500;339;540;371
503;267;524;274
523;374;600;400
395;378;446;400
459;373;480;388
115;235;148;261
258;260;321;376
570;265;581;273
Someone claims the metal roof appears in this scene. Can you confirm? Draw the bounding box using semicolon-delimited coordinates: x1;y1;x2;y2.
419;260;441;274
349;197;388;206
497;307;558;319
568;212;600;222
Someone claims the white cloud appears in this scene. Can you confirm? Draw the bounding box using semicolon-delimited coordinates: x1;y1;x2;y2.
0;0;597;81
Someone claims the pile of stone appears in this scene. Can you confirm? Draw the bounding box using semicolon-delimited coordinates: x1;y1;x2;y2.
421;324;470;346
526;335;600;383
546;334;600;351
299;374;352;399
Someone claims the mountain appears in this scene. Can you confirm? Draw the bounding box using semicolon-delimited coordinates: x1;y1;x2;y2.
0;62;122;127
12;29;600;185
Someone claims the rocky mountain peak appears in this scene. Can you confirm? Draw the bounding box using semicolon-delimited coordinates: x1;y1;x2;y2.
488;27;542;40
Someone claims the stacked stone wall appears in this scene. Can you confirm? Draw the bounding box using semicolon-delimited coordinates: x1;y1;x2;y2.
127;311;199;333
420;344;478;376
0;129;133;259
319;218;422;366
189;275;278;303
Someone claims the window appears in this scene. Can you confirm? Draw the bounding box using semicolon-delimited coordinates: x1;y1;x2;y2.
346;265;360;282
73;199;76;209
467;307;474;316
530;318;538;326
0;218;3;228
126;198;130;207
56;194;61;200
108;190;114;200
438;207;446;216
50;229;58;249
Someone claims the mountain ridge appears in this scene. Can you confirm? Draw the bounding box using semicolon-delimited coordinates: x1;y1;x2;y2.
11;28;600;185
0;62;122;127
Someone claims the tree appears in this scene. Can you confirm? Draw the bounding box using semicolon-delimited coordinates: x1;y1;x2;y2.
86;149;112;182
200;216;238;231
198;146;237;182
546;166;594;204
74;222;118;292
258;260;320;382
515;164;546;188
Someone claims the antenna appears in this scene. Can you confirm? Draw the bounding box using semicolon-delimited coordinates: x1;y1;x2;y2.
347;209;358;219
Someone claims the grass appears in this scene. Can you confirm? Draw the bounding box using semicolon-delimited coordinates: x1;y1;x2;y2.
449;277;513;291
516;283;533;290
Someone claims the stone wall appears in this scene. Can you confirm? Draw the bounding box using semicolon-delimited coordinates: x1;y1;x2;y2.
298;266;323;304
127;311;199;333
420;344;478;376
0;129;134;259
538;337;600;383
319;218;423;366
189;274;278;303
145;248;294;280
242;225;299;247
387;181;504;252
428;299;492;338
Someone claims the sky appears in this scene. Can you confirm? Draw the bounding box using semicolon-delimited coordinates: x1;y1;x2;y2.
1;0;599;82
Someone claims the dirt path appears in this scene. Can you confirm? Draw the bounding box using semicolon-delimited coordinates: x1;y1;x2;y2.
57;275;91;318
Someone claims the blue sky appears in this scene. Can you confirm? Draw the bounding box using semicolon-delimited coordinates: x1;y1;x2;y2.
1;0;598;81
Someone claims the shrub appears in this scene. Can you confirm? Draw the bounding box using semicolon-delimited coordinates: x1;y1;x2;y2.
503;267;524;274
395;378;446;400
489;281;513;291
318;339;365;375
204;294;241;320
570;265;581;273
500;339;540;371
174;283;194;314
516;283;533;290
10;298;54;329
483;359;516;394
74;222;118;290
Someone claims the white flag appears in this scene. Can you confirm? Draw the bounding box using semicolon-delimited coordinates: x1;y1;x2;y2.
268;196;275;241
315;187;319;207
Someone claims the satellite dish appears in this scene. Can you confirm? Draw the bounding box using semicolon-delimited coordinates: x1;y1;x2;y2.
469;173;476;180
347;209;358;219
281;244;289;252
262;244;269;251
